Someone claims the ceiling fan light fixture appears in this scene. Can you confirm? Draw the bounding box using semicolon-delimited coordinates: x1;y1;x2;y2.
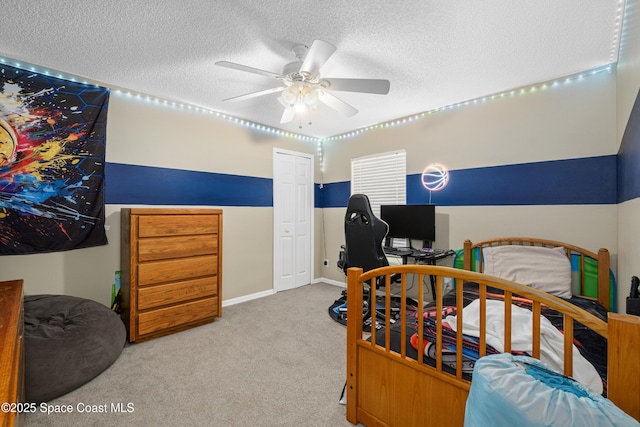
279;84;320;113
293;102;307;113
281;86;299;105
302;86;319;106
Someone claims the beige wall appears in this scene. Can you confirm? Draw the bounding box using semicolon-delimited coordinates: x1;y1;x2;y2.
106;95;320;305
323;70;617;183
616;0;640;313
2;8;638;311
0;72;622;306
106;94;317;176
320;70;619;288
0;94;319;305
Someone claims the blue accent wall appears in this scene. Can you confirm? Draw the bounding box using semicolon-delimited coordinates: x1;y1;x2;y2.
617;88;640;203
95;81;640;209
320;155;617;208
105;162;272;206
105;150;627;208
319;181;351;208
410;156;616;206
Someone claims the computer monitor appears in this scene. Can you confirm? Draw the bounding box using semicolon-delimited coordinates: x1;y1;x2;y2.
380;204;436;247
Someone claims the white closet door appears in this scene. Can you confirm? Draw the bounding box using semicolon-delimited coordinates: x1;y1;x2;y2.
273;149;313;292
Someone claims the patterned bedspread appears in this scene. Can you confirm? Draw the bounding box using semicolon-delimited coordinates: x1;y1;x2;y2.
375;281;609;394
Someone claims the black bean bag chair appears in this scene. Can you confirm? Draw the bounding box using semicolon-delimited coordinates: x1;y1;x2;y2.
24;294;126;403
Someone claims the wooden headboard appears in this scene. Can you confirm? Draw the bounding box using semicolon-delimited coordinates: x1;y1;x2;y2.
463;237;611;310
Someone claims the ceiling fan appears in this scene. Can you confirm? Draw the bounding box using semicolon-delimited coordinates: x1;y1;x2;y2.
215;40;390;125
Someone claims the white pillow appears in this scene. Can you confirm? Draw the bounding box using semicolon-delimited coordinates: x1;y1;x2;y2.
482;245;572;299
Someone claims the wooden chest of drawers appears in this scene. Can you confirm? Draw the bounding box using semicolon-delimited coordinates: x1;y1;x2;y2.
0;279;24;427
121;208;222;342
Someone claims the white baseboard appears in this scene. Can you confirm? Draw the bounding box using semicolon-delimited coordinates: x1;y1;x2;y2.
222;289;276;307
313;277;346;288
222;279;344;308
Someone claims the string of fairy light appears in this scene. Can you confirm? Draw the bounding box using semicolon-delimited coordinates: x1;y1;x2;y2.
0;57;618;174
329;63;618;139
319;63;617;171
0;0;626;167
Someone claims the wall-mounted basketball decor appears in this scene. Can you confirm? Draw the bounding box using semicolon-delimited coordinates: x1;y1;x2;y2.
421;163;449;192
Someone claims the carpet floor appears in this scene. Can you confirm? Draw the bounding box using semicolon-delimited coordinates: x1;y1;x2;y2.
24;283;357;427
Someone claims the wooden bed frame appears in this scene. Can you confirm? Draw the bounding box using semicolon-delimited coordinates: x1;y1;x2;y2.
346;238;640;426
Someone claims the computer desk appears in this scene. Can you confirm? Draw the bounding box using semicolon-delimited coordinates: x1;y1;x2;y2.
383;247;456;298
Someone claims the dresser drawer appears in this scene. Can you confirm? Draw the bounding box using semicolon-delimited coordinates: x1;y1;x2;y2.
138;234;218;262
138;215;219;237
138;255;218;286
138;277;218;310
137;296;218;337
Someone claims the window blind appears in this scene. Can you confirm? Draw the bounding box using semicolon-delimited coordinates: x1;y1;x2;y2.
351;150;406;217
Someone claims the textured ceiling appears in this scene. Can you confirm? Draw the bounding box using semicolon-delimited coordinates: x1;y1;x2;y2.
0;0;626;138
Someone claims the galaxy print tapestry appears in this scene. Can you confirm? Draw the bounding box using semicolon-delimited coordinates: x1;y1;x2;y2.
0;64;109;255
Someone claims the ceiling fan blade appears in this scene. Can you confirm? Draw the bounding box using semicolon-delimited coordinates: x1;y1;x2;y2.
280;108;295;124
323;78;390;95
318;91;358;117
215;61;282;79
299;40;336;75
222;86;286;102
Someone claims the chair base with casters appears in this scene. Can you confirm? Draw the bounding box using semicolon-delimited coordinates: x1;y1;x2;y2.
329;287;415;332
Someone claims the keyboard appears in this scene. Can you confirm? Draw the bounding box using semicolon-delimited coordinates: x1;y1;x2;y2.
417;248;446;255
384;247;455;258
384;247;412;256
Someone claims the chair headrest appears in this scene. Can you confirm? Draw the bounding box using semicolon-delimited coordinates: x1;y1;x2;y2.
346;194;373;214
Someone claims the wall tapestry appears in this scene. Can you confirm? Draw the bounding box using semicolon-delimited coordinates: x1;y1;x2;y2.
0;64;109;254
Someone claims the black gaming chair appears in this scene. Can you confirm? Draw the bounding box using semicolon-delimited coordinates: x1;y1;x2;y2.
337;194;393;328
341;194;389;275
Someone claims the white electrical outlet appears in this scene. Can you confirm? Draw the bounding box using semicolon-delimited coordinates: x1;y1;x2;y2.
323;259;329;266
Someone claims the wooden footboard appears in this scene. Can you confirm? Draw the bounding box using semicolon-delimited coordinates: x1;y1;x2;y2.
346;265;640;427
608;313;640;420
